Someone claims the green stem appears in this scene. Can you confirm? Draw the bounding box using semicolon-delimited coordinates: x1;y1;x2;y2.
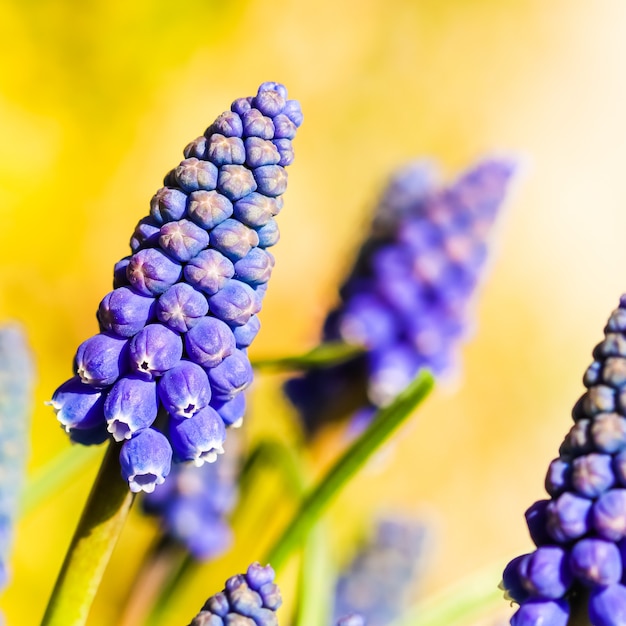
264;370;435;571
251;341;364;371
40;440;135;626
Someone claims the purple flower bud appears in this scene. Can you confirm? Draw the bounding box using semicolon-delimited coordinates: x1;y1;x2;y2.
158;361;211;419
570;538;622;586
273;138;294;167
113;256;131;288
584;360;602;387
252;87;286;117
156;283;209;333
559;419;593;457
233;248;273;285
187;190;234;230
545;458;571;497
232;316;261;349
525;500;552;547
517;547;572;599
338;293;398;349
607;308;626;332
571;453;615;498
546;492;592;543
150;187;188;224
272;114;297;140
207;111;244;138
206;134;246;167
591;412;626;453
104;376;159;441
184;249;235;295
253;165;288;197
242;109;274;140
75;333;129;387
232;193;280;228
48;376;106;431
210;394;246;427
130;216;161;251
589;584;626;626
126;247;182;296
129;324;182;379
208;280;262;326
255;218;280;248
97;287;156;338
510;599;569;626
502;555;531;604
594;333;626;360
184;316;236;368
209;219;260;261
205;350;253;402
217;165;257;201
257;81;288;100
174;158;218;193
230;97;252;116
593;489;626;541
158;219;210;263
283;100;303;127
603;357;626;388
183;136;207;160
246;563;275;591
169;406;226;465
244;137;280;168
583;386;616;415
120;428;172;493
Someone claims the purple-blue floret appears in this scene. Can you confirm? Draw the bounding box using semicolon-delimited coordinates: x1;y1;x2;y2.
186;563;281;626
503;295;626;624
285;158;515;435
49;82;301;491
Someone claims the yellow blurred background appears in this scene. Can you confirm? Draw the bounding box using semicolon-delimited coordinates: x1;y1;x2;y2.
3;0;626;624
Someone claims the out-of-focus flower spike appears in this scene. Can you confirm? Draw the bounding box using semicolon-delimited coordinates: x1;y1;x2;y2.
186;562;281;626
285;157;515;435
0;324;34;591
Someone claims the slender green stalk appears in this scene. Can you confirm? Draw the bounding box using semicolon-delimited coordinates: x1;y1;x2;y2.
251;341;364;371
264;370;435;571
21;445;101;517
40;440;135;626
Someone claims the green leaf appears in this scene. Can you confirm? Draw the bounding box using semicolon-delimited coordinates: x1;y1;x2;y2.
21;444;101;517
251;341;364;371
264;370;435;571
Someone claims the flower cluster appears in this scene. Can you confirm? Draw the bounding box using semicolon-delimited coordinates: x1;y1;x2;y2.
0;325;34;592
285;158;515;434
142;435;239;560
332;518;427;626
48;82;302;492
503;295;626;626
186;562;281;626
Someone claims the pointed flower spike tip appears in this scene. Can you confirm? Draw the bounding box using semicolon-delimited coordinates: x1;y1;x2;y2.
503;294;626;624
187;562;281;626
0;324;35;592
285;156;517;436
48;83;301;491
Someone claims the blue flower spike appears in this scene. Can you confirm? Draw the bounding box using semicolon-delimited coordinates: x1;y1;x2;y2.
0;325;34;594
285;158;515;435
186;563;281;626
503;295;626;624
49;82;301;491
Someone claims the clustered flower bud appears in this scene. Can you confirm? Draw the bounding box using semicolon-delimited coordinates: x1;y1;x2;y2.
332;518;427;626
0;325;34;592
48;82;302;492
502;295;626;626
285;159;515;434
186;562;281;626
142;436;239;560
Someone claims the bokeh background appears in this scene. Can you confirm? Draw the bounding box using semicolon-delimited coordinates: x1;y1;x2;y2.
3;0;626;624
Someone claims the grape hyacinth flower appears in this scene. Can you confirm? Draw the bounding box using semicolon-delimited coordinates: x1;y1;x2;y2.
48;82;302;492
142;435;239;560
332;518;427;626
186;562;281;626
285;158;515;434
0;325;34;593
502;295;626;625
